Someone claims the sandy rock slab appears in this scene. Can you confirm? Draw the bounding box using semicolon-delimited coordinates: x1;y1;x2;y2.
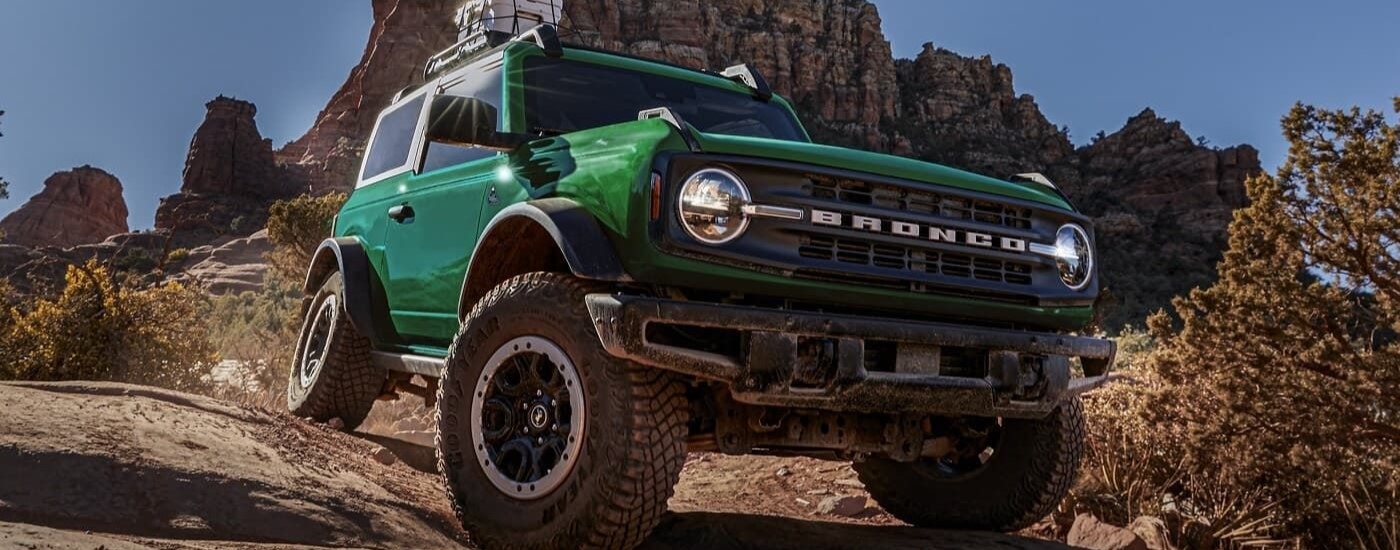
0;381;468;549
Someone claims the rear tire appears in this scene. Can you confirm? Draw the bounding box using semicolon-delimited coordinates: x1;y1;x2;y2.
435;272;688;550
855;398;1085;532
287;272;383;431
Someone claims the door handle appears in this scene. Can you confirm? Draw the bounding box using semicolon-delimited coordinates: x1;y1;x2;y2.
388;204;415;223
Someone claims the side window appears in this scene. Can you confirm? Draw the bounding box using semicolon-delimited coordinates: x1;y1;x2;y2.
421;66;503;173
361;95;426;182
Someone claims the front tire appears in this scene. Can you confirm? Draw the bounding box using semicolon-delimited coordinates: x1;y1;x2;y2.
855;398;1085;532
287;272;384;430
435;273;688;549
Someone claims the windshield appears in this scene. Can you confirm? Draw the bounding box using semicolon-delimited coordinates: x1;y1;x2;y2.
522;56;806;142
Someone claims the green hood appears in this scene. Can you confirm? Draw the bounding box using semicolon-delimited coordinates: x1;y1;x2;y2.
692;132;1073;211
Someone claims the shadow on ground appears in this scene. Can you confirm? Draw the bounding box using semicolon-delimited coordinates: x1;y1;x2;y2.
644;512;1070;550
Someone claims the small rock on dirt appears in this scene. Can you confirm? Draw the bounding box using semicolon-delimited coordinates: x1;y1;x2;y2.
371;447;397;466
776;466;792;477
834;478;864;488
1068;514;1148;550
817;495;869;517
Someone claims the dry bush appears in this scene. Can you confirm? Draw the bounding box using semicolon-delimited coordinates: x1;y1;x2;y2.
1076;331;1291;550
0;261;217;392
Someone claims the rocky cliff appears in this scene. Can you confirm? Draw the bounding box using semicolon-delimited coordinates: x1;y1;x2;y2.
0;166;129;248
155;96;299;247
276;0;459;193
278;0;1262;328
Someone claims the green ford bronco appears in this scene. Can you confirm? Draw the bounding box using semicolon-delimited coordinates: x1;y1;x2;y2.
287;22;1114;550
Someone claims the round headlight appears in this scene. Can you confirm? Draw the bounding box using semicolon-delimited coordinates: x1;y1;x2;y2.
1054;224;1093;290
677;168;751;245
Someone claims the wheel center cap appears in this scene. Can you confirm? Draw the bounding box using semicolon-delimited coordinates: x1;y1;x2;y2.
528;404;549;430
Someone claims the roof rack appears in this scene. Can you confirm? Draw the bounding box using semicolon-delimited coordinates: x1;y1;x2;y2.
425;23;564;79
426;0;567;79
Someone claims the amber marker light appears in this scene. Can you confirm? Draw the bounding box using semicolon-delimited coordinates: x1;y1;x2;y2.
650;172;663;221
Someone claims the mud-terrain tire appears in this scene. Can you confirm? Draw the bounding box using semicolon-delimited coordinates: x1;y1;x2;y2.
435;272;688;550
287;271;383;431
855;397;1085;532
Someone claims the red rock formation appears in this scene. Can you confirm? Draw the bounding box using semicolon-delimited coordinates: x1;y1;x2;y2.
156;96;299;246
0;166;129;248
179;96;287;198
1078;108;1255;228
1070;109;1261;327
894;44;1077;184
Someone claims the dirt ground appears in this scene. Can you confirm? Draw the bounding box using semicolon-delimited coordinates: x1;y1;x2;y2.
0;382;1071;549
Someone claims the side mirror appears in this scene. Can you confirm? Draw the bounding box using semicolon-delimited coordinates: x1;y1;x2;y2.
425;95;510;149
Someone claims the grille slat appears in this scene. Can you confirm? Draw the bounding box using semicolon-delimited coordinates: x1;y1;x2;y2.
798;232;1034;286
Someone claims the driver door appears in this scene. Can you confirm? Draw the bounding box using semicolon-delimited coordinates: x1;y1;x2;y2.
383;57;506;345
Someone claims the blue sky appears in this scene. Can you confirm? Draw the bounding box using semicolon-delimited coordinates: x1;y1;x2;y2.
1;1;1397;228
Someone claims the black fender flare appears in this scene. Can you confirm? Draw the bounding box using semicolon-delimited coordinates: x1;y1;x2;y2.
303;237;397;343
458;198;631;318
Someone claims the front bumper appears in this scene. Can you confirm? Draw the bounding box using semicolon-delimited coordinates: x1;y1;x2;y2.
586;294;1115;419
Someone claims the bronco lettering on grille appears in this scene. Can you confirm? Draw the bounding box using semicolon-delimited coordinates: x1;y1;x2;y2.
811;208;1028;253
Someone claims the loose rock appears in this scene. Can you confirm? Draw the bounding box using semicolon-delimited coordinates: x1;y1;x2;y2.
371;447;397;466
1068;514;1149;550
817;495;869;517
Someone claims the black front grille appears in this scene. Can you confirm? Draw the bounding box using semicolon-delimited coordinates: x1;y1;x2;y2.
659;153;1097;307
808;175;1033;230
797;232;1034;286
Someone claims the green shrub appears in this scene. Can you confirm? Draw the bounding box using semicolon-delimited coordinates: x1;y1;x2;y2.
267;192;347;281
